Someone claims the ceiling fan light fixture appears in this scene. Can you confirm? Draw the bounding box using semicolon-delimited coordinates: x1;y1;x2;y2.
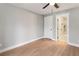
50;3;55;5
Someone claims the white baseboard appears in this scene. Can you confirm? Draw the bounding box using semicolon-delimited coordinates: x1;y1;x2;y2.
52;38;79;48
43;37;54;40
68;42;79;47
0;37;43;54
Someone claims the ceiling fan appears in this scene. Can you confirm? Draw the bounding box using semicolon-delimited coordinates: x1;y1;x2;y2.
42;3;59;9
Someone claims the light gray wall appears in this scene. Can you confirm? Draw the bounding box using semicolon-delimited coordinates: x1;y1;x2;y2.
44;15;54;39
45;7;79;45
69;8;79;45
0;4;44;50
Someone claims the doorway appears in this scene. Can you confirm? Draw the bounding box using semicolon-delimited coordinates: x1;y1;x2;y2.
56;13;69;43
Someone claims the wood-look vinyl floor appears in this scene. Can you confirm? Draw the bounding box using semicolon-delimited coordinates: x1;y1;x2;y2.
0;38;79;56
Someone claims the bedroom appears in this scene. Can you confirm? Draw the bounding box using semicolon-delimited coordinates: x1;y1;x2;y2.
0;2;79;56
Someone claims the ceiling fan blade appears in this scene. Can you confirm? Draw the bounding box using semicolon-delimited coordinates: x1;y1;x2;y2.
42;3;49;9
54;3;59;8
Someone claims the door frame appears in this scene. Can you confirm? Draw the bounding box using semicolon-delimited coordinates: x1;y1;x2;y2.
56;13;69;43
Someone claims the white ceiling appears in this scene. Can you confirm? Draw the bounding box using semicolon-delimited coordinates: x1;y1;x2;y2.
10;3;79;15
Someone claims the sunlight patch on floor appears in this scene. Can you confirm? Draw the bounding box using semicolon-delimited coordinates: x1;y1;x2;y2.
56;39;68;47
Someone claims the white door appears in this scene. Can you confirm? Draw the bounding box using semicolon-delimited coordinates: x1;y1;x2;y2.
44;15;53;39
